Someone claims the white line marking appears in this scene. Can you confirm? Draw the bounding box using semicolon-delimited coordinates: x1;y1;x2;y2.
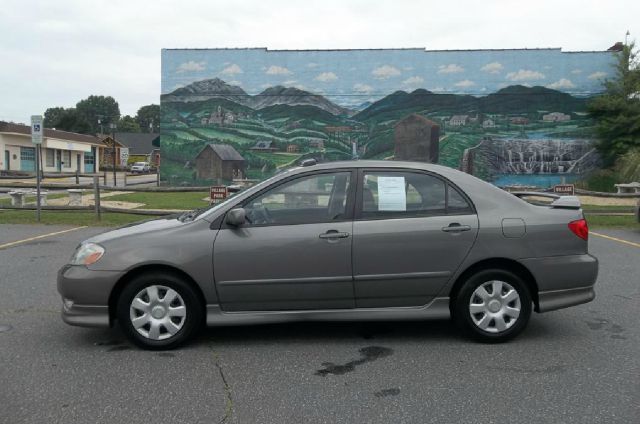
0;226;88;250
589;231;640;248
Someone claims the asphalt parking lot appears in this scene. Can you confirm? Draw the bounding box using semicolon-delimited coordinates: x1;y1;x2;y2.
1;223;638;423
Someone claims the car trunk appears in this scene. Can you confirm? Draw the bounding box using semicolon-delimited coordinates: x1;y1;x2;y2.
511;192;589;257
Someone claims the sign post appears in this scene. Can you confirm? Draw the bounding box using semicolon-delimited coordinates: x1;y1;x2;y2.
31;115;43;222
553;184;575;196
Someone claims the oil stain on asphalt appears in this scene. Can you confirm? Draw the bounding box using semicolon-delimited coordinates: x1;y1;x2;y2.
315;346;393;377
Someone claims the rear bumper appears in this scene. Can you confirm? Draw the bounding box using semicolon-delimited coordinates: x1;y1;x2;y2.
537;286;595;313
520;253;598;312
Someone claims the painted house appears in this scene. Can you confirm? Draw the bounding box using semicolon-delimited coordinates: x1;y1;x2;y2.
510;117;530;125
0;121;103;174
482;119;496;128
449;115;469;126
249;140;277;152
542;112;571;122
195;144;245;181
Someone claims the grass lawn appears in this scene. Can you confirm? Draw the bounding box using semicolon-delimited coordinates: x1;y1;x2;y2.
582;204;635;212
103;191;209;210
0;210;150;226
585;214;640;229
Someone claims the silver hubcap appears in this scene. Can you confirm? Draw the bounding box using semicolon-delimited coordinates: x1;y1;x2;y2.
129;285;186;341
469;280;521;334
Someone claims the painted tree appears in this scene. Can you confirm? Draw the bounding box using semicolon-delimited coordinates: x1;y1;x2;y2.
588;41;640;165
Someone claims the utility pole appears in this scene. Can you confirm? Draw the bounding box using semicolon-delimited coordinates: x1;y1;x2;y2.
110;122;117;186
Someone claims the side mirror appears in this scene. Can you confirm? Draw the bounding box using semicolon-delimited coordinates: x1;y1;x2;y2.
226;208;246;226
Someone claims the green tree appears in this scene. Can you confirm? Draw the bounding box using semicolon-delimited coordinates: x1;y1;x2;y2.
136;104;160;132
44;107;66;128
43;107;91;133
75;95;120;134
588;42;640;165
118;115;141;132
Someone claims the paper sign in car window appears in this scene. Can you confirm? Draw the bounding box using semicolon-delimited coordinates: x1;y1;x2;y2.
377;176;406;211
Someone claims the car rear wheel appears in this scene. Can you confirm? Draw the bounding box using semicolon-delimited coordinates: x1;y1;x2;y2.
453;269;532;343
116;273;203;350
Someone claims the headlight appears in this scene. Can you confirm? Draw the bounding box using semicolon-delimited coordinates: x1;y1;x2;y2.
70;243;105;266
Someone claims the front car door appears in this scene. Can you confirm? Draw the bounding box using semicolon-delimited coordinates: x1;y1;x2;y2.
352;169;479;308
213;170;356;311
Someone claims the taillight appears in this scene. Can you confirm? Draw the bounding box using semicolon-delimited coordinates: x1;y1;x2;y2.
568;219;589;240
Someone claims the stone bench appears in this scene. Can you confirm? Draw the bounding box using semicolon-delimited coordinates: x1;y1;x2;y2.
614;182;640;194
7;190;48;207
30;190;48;206
8;191;27;207
67;189;84;206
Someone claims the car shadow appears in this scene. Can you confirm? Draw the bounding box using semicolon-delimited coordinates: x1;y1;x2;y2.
78;314;570;352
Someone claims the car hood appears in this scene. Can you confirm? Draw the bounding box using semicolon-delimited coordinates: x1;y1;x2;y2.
86;216;187;245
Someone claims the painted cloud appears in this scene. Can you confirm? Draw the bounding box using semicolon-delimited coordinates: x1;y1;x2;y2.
177;61;205;73
506;69;546;82
372;65;401;79
438;64;464;74
266;65;292;75
480;62;503;74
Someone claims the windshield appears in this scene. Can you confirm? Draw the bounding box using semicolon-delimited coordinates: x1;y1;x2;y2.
133;162;146;166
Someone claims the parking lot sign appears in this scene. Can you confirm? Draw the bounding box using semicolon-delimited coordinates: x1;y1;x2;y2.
210;186;228;203
31;115;43;145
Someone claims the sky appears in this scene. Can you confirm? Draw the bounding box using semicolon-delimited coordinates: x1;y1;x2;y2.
1;0;638;123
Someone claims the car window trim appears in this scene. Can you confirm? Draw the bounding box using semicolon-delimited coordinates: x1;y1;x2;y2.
354;168;476;221
220;168;357;229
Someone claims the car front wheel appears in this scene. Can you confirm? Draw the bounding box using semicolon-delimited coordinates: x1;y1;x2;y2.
453;269;532;343
116;273;203;350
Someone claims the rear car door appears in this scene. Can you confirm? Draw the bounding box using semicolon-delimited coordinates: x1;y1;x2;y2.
352;169;479;307
213;170;356;311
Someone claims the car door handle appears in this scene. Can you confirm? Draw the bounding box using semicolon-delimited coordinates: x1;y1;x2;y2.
319;231;350;239
442;223;471;233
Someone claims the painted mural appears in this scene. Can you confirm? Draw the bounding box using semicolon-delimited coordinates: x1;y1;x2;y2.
160;48;617;187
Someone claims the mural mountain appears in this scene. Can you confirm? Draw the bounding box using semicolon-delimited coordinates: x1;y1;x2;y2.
162;78;597;184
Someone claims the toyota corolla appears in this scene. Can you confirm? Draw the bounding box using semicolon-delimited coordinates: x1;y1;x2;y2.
58;160;598;349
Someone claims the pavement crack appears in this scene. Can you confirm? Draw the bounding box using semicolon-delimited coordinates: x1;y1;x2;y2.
211;350;234;424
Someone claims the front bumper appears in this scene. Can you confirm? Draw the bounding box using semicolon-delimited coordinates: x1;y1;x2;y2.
61;302;110;327
57;264;124;328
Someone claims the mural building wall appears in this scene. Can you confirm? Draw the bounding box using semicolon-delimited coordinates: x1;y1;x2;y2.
160;47;617;187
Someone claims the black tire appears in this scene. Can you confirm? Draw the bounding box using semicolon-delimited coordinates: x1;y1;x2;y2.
453;269;532;343
116;272;203;350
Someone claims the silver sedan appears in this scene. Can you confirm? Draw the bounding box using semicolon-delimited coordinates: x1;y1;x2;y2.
58;160;598;349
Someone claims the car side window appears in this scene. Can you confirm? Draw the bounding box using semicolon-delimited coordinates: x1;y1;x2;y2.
447;184;473;214
243;172;351;226
361;172;446;219
360;172;473;219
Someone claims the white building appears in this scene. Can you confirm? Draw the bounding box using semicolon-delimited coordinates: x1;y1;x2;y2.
542;112;571;122
482;119;496;128
0;121;104;174
449;115;469;126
